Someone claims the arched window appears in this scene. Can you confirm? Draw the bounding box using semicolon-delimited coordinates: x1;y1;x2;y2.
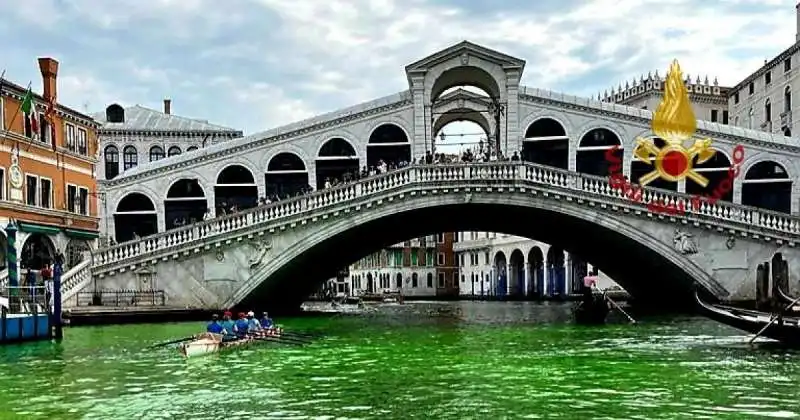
748;108;754;129
149;146;165;162
187;146;198;152
765;98;772;123
123;146;138;170
168;146;181;157
104;145;119;180
785;86;792;114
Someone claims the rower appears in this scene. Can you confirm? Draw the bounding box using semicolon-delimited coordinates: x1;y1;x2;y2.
206;314;224;334
234;312;250;338
246;311;261;333
219;311;236;340
260;312;274;329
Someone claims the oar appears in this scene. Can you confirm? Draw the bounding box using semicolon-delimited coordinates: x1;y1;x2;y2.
602;291;637;324
248;333;307;346
748;295;800;344
150;335;196;348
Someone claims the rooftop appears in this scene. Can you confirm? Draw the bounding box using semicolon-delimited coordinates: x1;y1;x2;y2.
92;105;242;133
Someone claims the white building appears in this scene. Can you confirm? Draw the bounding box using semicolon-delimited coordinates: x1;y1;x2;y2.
92;100;243;242
454;232;621;298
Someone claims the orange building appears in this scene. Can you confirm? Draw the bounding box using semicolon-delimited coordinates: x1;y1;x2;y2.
0;57;100;272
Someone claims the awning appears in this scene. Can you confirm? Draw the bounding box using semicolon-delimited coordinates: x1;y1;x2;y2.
64;229;99;240
18;222;61;235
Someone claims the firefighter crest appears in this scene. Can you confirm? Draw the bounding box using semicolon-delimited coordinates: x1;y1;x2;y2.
633;60;716;187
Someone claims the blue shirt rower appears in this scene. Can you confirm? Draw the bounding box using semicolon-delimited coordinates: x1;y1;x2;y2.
219;311;237;341
234;312;250;338
206;314;224;334
246;311;261;333
260;312;274;329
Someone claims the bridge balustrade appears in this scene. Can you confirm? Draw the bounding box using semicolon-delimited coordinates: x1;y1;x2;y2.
92;162;800;272
75;289;166;307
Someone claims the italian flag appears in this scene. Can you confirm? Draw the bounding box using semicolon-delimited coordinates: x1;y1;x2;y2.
20;88;39;139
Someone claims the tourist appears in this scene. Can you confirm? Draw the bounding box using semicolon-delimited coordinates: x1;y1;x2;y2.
206;314;224;333
234;312;250;338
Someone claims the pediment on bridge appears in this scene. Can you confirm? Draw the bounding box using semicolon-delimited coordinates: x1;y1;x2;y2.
405;41;526;76
437;88;493;106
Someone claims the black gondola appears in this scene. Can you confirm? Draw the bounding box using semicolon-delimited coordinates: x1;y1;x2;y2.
574;295;610;325
695;291;800;345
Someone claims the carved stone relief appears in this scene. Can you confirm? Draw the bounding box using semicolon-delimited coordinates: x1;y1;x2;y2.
673;229;698;255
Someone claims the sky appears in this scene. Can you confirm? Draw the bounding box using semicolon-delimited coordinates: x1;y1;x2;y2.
0;0;796;141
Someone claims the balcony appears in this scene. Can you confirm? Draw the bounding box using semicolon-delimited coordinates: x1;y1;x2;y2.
760;120;772;132
781;111;792;129
0;199;99;232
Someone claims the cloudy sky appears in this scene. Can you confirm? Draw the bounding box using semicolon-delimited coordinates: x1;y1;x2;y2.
0;0;795;136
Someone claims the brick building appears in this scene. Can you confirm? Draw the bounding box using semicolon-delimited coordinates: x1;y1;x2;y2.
0;58;100;274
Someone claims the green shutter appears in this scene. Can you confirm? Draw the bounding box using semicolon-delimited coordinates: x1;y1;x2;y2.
394;251;403;267
426;251;433;266
410;250;418;266
18;222;61;235
64;228;99;240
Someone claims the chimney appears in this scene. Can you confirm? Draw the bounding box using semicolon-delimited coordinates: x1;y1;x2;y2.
37;57;59;101
796;2;800;42
163;98;171;115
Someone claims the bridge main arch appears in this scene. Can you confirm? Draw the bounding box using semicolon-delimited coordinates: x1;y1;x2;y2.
229;192;723;312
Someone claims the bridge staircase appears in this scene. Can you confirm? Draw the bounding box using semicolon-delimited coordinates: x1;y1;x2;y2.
67;162;800;303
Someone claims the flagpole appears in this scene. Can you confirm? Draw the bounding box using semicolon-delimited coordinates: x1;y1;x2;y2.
3;82;33;155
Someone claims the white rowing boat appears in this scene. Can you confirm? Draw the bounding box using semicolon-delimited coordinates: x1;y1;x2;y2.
178;329;283;358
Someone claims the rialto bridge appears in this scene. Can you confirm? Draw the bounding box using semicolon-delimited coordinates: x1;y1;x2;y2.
54;41;800;312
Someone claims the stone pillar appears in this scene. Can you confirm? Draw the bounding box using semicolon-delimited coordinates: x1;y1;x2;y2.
524;262;531;297
623;146;634;179
410;74;428;160
678;179;686;194
505;69;522;156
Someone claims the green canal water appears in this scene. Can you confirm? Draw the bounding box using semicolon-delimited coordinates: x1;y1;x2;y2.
1;301;800;420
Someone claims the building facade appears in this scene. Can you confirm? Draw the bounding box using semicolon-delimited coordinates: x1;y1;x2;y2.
601;73;730;124
347;233;458;298
92;101;242;243
454;232;621;298
0;57;101;274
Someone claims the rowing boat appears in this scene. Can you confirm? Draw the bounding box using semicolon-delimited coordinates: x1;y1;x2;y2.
179;329;284;358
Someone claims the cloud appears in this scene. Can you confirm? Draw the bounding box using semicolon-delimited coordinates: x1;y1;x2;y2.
0;0;794;134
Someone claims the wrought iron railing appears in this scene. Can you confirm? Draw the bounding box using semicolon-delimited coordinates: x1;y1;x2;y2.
0;286;51;315
75;289;166;307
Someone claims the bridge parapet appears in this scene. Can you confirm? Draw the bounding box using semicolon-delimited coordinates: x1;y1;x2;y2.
90;162;800;278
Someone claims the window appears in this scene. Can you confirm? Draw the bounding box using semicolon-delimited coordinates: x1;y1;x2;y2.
149;145;165;162
65;123;76;152
437;273;445;288
723;110;729;124
461;274;465;284
38;113;49;145
67;184;77;212
168;146;182;157
0;167;4;200
76;128;88;155
748;108;754;129
425;250;433;266
484;252;490;265
785;58;792;73
734;92;739;104
436;233;444;243
412;273;418;288
104;145;119;180
410;250;418;266
748;82;754;95
452;272;457;287
765;99;772;122
25;175;37;206
459;253;465;267
437;252;445;265
187;146;198;152
24;113;33;138
396;273;402;289
765;71;771;85
39;178;52;208
123;146;138;170
426;273;433;288
0;96;4;131
394;250;403;267
711;110;718;122
785;87;792;113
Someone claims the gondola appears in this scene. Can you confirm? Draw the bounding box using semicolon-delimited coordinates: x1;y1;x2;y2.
574;296;610;325
694;291;800;345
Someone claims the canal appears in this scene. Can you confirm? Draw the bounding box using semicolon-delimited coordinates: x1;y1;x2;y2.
1;301;799;419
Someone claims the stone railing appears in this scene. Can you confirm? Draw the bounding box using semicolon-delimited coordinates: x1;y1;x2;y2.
92;162;800;273
61;259;94;304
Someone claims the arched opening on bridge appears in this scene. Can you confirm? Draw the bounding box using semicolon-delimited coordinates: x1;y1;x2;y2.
742;160;792;214
527;246;544;298
569;254;588;295
367;123;411;168
215;165;258;214
265;152;309;199
431;68;499;104
577;128;622;176
522;118;568;169
685;149;733;202
165;179;207;230
433;120;489;160
114;193;158;242
20;233;56;270
65;239;91;269
315;138;359;189
630;137;677;191
508;249;525;298
546;247;565;298
493;251;507;298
